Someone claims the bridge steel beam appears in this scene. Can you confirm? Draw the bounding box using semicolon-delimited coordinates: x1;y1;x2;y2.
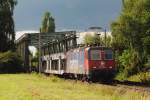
15;31;76;72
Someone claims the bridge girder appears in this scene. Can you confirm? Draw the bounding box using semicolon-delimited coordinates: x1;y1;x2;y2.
16;31;77;71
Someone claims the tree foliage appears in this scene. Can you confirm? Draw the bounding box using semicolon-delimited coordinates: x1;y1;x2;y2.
40;12;55;33
111;0;150;77
0;51;24;73
118;49;141;77
84;34;103;46
102;35;112;47
0;0;17;52
84;34;112;47
112;0;150;52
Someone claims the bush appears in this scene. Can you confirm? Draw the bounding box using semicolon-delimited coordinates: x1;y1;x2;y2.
118;49;141;78
144;56;150;71
127;72;150;84
139;72;150;84
0;51;24;73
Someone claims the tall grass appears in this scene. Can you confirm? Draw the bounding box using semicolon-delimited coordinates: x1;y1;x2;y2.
127;72;150;83
0;74;149;100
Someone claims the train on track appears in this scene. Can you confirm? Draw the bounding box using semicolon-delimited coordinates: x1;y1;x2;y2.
41;46;116;81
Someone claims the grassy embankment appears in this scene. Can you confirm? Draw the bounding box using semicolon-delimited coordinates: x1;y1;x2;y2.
0;73;149;100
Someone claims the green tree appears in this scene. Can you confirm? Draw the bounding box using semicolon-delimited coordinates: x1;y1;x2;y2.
111;0;150;77
102;36;112;47
0;0;17;52
111;21;128;52
84;34;103;46
40;12;55;33
0;51;24;73
112;0;150;54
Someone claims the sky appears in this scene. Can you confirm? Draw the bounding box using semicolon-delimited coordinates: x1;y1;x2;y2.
14;0;122;32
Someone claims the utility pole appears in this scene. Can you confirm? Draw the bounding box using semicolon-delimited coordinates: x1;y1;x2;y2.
97;33;101;46
104;28;107;47
38;29;42;73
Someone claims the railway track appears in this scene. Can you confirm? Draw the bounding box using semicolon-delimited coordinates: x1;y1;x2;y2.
96;80;150;93
115;84;150;93
70;79;150;93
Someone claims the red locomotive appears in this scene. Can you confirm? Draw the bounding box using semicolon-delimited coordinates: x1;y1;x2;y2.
42;46;116;81
66;46;116;81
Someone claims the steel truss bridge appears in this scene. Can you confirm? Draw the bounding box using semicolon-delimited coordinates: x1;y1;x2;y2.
16;31;77;71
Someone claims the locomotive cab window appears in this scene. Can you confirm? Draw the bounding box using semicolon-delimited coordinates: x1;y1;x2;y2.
105;50;113;60
90;50;101;60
